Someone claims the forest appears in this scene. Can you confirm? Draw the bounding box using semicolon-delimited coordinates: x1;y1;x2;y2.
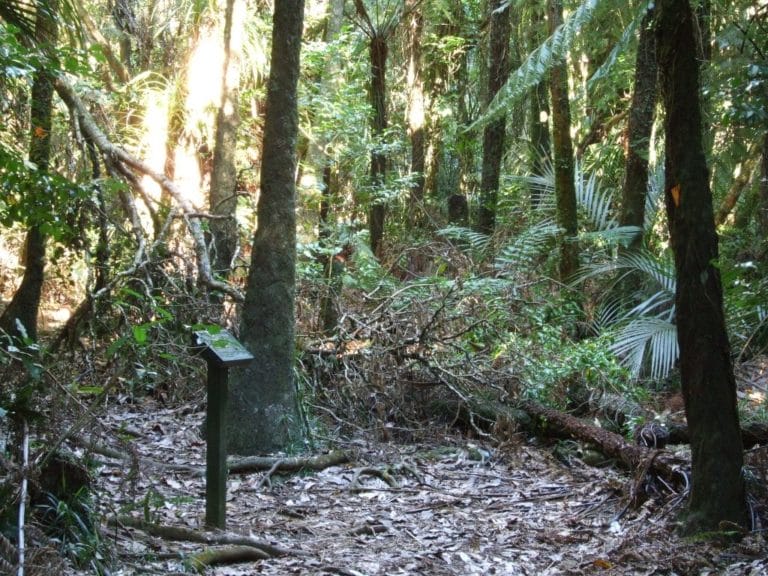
1;0;768;573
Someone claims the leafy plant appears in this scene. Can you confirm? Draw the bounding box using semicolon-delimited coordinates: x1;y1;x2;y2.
36;489;108;573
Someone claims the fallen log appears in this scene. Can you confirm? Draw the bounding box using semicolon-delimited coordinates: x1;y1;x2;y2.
229;450;349;474
518;399;689;492
107;516;303;558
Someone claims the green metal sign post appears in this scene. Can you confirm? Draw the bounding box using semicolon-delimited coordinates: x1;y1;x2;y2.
192;329;254;529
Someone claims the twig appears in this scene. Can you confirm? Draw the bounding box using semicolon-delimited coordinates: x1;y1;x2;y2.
256;458;285;490
17;420;28;576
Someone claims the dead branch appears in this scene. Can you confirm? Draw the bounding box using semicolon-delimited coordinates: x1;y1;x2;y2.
229;450;350;474
108;516;302;558
348;466;400;491
53;77;244;302
189;546;269;570
519;399;688;490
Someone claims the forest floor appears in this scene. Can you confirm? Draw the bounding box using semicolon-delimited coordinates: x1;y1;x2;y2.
60;399;768;576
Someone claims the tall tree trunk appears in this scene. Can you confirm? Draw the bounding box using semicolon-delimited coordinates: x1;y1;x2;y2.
476;0;511;235
209;0;244;277
548;0;578;282
758;132;768;244
619;4;657;250
0;0;58;342
228;0;304;455
406;2;426;228
369;34;388;257
527;4;550;210
656;0;748;533
311;0;345;335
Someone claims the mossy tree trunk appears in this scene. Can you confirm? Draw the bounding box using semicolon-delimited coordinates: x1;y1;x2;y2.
656;0;748;533
0;0;58;342
406;0;426;228
209;0;244;277
547;0;578;283
619;4;657;251
476;0;511;235
227;0;305;455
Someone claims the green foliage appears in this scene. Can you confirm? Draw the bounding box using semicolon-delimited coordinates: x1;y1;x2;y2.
501;303;632;407
494;219;560;275
36;489;108;573
0;144;90;242
468;0;603;132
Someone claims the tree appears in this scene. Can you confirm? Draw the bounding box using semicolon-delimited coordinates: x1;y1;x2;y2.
619;4;656;251
476;0;511;235
527;3;550;209
209;0;245;277
352;0;403;257
0;0;58;342
226;0;305;454
547;0;578;282
656;0;748;533
406;0;426;228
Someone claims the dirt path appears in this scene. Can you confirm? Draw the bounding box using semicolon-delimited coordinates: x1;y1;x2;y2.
81;401;766;575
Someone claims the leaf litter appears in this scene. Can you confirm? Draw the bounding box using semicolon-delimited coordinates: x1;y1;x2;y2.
67;400;768;576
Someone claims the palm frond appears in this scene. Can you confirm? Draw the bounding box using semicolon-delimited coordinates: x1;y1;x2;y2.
511;153;555;212
495;219;560;274
576;249;675;292
0;0;36;35
578;225;644;247
576;165;617;230
437;226;491;254
468;0;603;133
609;317;678;380
644;161;665;231
588;1;650;88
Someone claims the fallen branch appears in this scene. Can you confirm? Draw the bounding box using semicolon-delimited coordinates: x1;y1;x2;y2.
189;546;269;571
229;450;349;474
73;435;349;478
107;516;302;558
519;399;688;491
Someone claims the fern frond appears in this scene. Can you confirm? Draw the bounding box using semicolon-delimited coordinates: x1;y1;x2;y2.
468;0;603;133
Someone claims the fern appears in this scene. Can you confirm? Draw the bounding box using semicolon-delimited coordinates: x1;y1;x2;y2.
468;0;603;133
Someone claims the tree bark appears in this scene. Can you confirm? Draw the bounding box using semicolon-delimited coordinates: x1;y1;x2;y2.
548;0;579;282
619;5;657;250
758;132;768;242
369;34;388;257
0;0;58;342
656;0;748;533
527;4;550;210
406;1;426;228
228;0;305;454
714;145;760;227
476;0;511;235
209;0;244;277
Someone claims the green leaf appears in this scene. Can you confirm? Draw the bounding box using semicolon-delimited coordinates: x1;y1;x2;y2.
132;324;148;345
